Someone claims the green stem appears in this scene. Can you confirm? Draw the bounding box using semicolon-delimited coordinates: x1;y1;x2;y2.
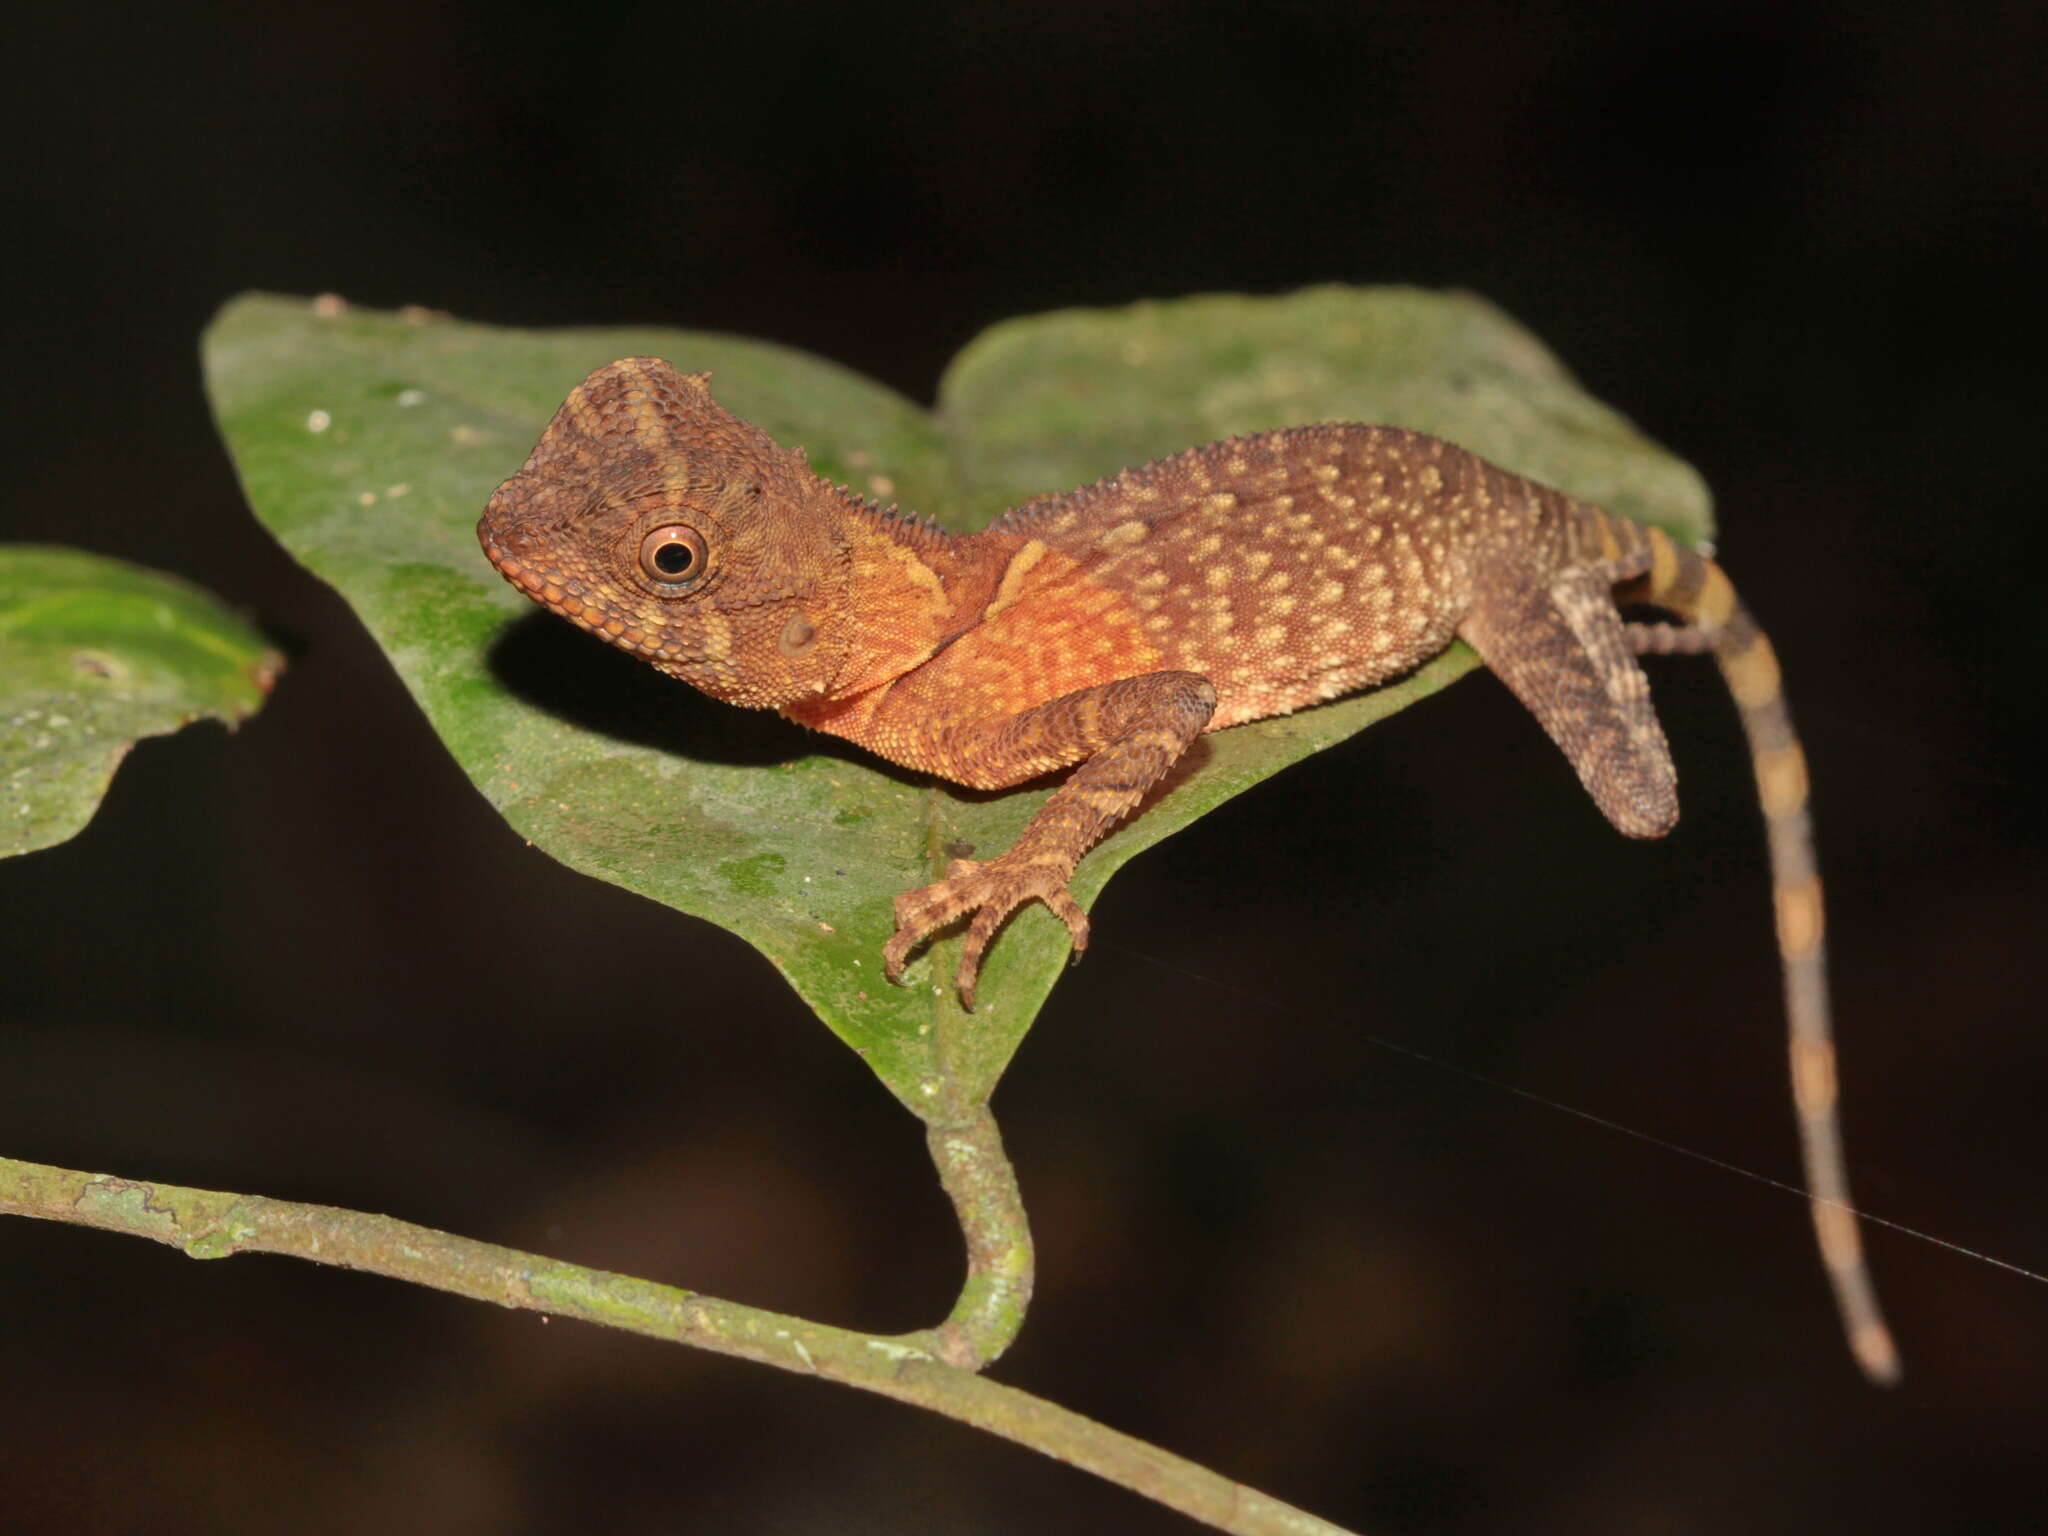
918;1103;1035;1368
3;1154;1356;1536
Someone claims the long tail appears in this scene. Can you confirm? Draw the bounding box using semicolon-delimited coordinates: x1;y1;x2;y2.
1621;523;1901;1384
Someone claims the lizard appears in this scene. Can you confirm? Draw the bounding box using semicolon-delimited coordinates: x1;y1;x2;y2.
477;355;1898;1384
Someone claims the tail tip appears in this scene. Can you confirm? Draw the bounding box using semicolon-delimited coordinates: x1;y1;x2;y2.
1854;1321;1903;1387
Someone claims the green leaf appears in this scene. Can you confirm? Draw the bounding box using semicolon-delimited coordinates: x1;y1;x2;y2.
0;547;281;857
203;288;1709;1120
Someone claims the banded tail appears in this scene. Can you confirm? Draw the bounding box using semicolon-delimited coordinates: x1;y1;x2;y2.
1620;521;1901;1384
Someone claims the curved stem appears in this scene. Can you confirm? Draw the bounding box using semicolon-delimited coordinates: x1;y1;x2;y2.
916;1103;1035;1369
4;1154;1356;1536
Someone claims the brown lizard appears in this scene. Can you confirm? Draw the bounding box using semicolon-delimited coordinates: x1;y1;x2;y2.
477;356;1898;1383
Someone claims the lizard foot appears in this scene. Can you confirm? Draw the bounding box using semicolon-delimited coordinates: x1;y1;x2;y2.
881;855;1089;1010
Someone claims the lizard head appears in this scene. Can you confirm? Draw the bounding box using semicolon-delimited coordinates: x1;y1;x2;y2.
478;358;853;709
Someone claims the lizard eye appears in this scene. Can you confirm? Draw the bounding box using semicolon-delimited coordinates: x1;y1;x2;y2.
639;524;707;585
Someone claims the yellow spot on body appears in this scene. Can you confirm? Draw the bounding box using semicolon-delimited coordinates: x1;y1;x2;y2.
1256;624;1287;648
1242;549;1272;579
1757;743;1810;817
1419;465;1442;494
626;383;670;450
981;540;1049;621
1853;1322;1900;1383
1648;525;1679;594
1790;1036;1838;1119
1726;634;1784;708
1191;532;1223;558
1696;562;1739;628
1204;565;1231;591
1270;594;1297;617
1312;462;1339;482
1814;1200;1861;1271
1100;520;1150;550
659;459;695;506
1133;569;1169;591
1774;874;1825;957
1226;457;1249;476
1316;579;1345;604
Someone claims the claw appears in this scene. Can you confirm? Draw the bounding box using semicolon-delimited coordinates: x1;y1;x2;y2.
880;855;1088;1009
882;857;988;989
1045;890;1090;955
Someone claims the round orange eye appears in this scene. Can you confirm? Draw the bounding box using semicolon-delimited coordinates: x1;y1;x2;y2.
639;524;707;584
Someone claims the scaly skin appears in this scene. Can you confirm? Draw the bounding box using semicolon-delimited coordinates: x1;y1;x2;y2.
478;357;1897;1383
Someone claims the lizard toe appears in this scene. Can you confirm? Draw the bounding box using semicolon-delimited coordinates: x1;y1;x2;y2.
880;858;1088;1004
883;863;988;984
1044;889;1090;956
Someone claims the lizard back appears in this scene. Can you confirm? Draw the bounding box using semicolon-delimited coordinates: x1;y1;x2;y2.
991;423;1573;728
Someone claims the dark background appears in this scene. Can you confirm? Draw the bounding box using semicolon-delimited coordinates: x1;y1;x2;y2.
5;4;2044;1533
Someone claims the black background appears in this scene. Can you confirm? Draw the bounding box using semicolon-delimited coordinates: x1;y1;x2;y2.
5;4;2045;1533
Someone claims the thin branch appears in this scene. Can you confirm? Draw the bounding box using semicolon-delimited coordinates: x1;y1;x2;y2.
2;1154;1359;1536
921;1103;1035;1369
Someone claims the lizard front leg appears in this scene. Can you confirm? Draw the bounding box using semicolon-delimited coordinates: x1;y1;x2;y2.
881;671;1217;1008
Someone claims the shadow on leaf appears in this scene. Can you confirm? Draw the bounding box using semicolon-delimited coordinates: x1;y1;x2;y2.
485;610;849;771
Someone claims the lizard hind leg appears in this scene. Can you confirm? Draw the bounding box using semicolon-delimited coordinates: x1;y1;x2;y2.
1459;562;1680;839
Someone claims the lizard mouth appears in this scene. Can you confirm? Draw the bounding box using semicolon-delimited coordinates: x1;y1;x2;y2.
477;520;566;608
